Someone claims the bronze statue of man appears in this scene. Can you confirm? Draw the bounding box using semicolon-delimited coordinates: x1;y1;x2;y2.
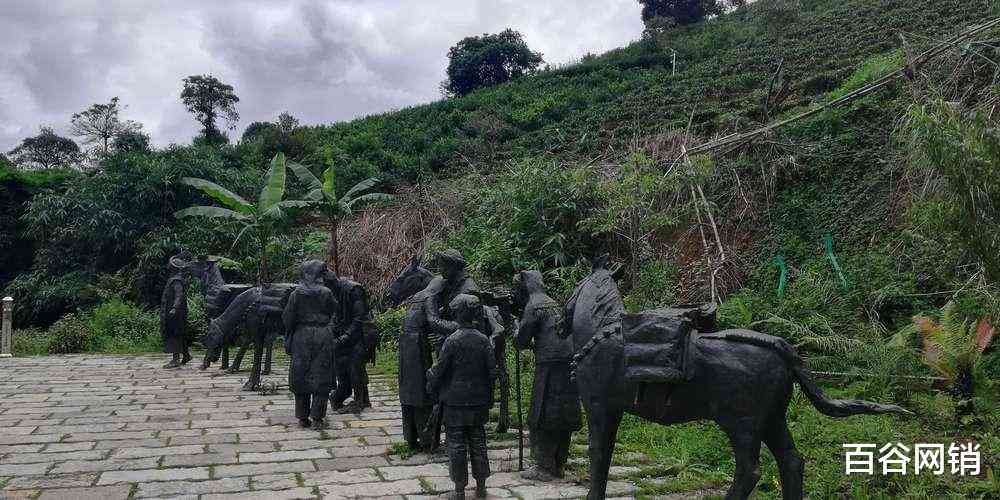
514;270;581;481
426;294;497;500
160;252;192;369
397;284;436;450
283;260;337;429
425;249;480;351
326;268;373;414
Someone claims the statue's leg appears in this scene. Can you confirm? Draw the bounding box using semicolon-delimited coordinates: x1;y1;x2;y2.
229;338;250;373
496;368;509;434
764;419;804;500
722;422;762;500
585;402;622;500
262;341;273;375
221;345;230;370
242;339;264;391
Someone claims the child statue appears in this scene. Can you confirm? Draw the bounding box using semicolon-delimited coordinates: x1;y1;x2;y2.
282;260;338;429
426;293;497;499
160;251;192;369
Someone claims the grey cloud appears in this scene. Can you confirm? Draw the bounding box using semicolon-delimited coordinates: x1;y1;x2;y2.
0;0;642;152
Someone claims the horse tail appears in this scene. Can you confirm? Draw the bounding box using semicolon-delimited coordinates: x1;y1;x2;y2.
704;330;912;417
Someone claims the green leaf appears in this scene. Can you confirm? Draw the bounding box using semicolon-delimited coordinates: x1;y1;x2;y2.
342;177;380;201
180;178;253;214
322;167;337;199
302;188;324;202
288;162;323;192
209;255;244;272
259;153;287;214
174;205;251;221
347;192;394;209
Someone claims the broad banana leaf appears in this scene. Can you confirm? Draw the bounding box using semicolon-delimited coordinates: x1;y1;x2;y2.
260;199;314;220
348;192;394;209
174;205;251;221
288;162;324;193
322;167;337;201
259;153;287;214
342;177;381;201
180;178;253;214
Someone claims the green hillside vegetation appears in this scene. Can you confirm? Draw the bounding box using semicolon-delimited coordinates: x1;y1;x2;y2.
3;0;999;496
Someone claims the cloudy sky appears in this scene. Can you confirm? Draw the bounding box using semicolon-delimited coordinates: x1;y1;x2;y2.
0;1;643;152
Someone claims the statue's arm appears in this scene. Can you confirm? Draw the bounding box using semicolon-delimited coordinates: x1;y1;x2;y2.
426;291;458;340
170;281;184;314
514;305;537;350
282;292;298;354
426;337;454;395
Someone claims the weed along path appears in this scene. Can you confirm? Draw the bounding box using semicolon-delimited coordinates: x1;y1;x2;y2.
0;354;643;499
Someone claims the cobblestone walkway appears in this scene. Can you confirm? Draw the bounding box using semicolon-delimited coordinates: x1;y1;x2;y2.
0;354;638;499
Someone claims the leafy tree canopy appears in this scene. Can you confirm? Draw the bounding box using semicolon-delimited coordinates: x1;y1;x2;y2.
8;127;83;169
181;74;240;141
443;29;543;97
70;97;142;158
638;0;744;26
113;129;152;154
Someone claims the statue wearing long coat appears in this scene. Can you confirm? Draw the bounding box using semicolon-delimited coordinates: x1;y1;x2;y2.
397;288;435;449
514;270;581;479
160;275;188;355
283;261;338;425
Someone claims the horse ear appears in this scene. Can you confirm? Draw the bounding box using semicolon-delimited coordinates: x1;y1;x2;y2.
409;253;421;270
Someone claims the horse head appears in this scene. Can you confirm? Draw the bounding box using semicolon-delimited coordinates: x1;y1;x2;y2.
384;253;435;309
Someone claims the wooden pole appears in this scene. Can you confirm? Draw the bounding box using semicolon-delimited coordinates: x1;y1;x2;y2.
2;297;13;357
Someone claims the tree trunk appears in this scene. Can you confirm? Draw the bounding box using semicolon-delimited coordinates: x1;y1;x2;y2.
328;220;340;274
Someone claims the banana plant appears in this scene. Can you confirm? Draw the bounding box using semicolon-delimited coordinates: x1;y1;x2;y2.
175;153;309;284
288;162;393;273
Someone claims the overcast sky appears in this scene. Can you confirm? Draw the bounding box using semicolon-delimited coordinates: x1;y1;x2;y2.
0;1;643;152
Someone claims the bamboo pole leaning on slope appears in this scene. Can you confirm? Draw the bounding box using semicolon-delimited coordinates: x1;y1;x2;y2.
683;17;1000;159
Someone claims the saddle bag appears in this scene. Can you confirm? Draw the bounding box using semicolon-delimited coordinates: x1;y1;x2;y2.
622;303;717;386
622;309;693;385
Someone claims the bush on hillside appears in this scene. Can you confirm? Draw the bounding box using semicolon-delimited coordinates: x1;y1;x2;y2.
45;313;92;354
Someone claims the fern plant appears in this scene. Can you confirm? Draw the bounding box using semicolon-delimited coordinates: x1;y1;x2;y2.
912;302;995;403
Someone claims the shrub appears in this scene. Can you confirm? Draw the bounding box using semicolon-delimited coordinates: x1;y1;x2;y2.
45;313;92;354
3;271;100;327
12;328;50;356
85;298;161;352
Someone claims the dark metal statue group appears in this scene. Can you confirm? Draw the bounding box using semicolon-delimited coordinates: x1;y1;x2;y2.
161;246;910;500
159;253;375;426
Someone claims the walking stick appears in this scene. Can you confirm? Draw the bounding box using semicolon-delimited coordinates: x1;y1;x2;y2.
515;335;524;471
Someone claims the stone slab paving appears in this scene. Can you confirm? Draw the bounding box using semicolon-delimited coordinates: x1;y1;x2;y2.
0;354;643;499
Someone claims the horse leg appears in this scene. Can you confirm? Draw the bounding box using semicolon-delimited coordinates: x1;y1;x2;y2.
722;423;762;500
229;338;250;373
764;419;804;500
243;339;264;391
262;341;273;375
585;402;623;500
220;345;230;370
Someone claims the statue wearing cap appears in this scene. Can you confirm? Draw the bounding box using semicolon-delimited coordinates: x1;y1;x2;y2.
424;249;481;350
160;251;193;369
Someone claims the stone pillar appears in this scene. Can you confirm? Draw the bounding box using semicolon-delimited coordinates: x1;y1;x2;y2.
1;296;12;357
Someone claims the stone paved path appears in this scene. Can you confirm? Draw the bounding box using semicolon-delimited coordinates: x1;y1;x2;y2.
0;354;639;499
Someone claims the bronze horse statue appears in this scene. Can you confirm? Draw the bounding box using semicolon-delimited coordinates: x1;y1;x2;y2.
562;256;910;500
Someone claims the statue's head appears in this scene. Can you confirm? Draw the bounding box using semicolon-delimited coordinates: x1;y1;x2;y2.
168;250;193;278
385;253;434;308
435;248;466;281
300;259;327;287
513;270;545;309
591;253;611;271
449;293;481;329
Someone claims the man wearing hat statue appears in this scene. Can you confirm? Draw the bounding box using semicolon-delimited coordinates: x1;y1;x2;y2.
160;251;193;368
424;249;481;351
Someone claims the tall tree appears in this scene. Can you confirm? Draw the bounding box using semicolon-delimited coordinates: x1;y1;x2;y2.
69;97;141;157
113;129;152;154
288;163;393;273
638;0;740;26
443;29;543;97
8;128;82;169
180;75;240;142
